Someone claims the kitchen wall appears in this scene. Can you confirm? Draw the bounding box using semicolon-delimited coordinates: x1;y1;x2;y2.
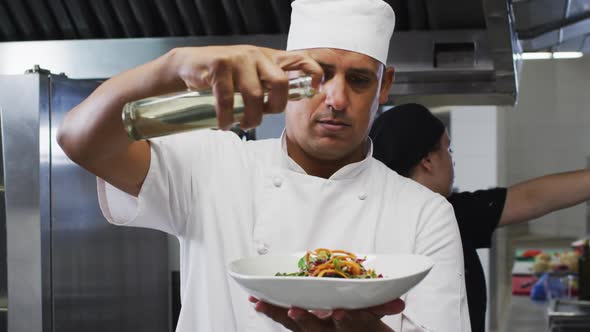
449;56;590;238
446;55;590;332
505;56;590;238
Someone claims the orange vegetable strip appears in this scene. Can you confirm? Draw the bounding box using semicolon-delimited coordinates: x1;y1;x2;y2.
311;259;336;276
317;269;349;278
313;248;332;257
341;261;362;275
331;250;357;258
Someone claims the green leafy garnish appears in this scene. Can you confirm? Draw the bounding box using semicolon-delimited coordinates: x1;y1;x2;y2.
297;256;306;270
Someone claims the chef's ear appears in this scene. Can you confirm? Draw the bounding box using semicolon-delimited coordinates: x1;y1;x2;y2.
420;155;435;173
379;66;395;104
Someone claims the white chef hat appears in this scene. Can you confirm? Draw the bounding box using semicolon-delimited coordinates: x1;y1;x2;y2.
287;0;396;65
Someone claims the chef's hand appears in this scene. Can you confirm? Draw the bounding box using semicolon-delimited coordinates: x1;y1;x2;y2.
249;296;404;332
169;45;323;130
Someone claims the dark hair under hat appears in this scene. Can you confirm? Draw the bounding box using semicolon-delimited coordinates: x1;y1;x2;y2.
370;103;445;177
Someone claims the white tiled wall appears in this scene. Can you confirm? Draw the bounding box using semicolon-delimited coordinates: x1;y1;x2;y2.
505;56;590;237
447;57;590;332
451;106;501;191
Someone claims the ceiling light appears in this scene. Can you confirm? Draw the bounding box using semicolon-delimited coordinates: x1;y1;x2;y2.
521;52;583;60
521;52;552;60
551;52;584;59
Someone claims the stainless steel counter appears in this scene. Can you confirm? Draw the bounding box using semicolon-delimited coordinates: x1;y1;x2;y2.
506;295;549;332
506;296;590;332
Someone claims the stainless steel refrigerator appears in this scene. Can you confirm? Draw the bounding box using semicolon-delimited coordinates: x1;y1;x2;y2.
0;70;170;332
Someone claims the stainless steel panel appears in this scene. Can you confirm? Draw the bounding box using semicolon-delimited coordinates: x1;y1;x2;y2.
554;35;587;51
0;75;47;332
562;17;590;45
571;0;590;17
39;72;53;332
520;30;562;50
0;101;7;332
512;0;568;30
0;28;517;106
483;0;520;102
0;36;289;79
0;73;171;331
520;17;590;51
49;75;170;332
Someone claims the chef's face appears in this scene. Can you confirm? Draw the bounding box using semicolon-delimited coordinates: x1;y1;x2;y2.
285;48;393;161
431;131;455;197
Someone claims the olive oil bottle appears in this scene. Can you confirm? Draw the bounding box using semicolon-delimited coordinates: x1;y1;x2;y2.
122;75;315;140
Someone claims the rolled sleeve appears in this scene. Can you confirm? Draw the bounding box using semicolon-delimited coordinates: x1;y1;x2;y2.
97;134;196;236
97;176;140;226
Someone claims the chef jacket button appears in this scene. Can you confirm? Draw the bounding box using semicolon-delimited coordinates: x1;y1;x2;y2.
256;242;269;255
358;193;367;200
272;176;282;188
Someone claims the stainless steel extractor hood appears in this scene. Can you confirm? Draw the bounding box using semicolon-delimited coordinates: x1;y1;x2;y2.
512;0;590;54
0;0;520;107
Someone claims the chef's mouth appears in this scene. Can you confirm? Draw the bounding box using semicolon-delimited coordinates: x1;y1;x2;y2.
317;120;351;127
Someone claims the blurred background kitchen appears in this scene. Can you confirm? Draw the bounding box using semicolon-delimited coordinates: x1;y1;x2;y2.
0;0;589;331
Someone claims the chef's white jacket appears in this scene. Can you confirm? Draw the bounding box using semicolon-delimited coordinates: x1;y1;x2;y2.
97;129;471;332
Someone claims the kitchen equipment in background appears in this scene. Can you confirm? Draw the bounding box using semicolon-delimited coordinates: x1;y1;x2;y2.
548;299;590;332
0;113;7;332
0;70;170;332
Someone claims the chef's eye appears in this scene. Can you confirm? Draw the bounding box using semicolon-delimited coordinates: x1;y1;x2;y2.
347;74;371;88
321;67;335;82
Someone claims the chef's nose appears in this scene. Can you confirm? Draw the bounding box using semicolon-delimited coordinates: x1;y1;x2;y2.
322;75;350;112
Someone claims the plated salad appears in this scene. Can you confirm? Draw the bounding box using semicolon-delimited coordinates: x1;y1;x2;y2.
276;248;383;279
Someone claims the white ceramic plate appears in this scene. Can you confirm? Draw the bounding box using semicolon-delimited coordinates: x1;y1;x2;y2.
228;253;434;310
